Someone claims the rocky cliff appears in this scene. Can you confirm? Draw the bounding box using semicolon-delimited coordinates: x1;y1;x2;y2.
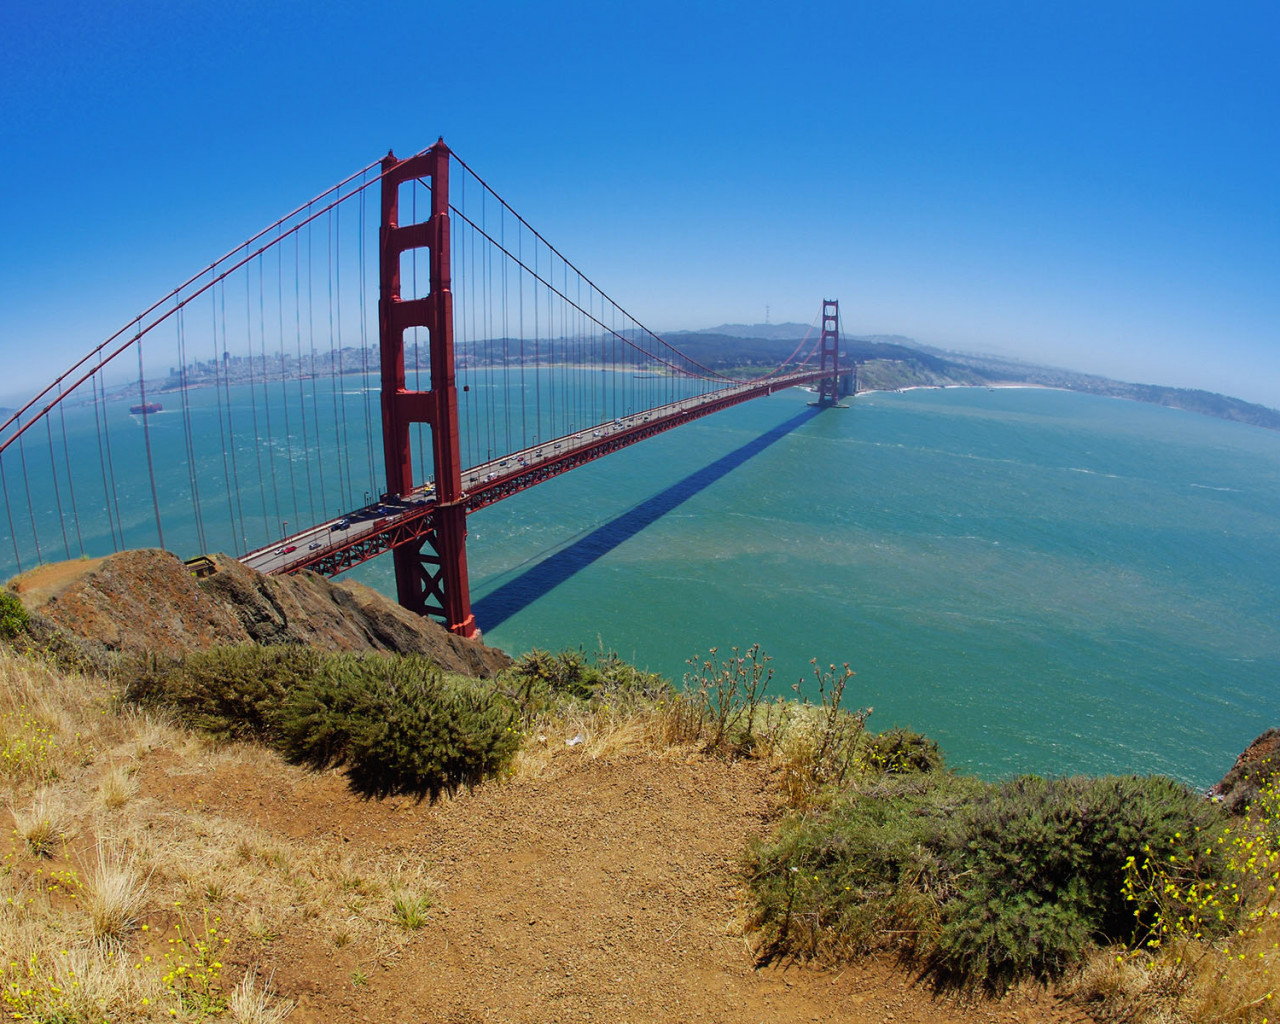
6;549;510;677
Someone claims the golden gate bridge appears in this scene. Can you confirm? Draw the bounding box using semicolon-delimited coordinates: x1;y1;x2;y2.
0;140;851;638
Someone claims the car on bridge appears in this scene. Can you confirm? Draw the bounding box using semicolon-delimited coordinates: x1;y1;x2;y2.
331;519;351;531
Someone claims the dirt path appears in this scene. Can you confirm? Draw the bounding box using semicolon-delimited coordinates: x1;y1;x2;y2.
144;744;1092;1024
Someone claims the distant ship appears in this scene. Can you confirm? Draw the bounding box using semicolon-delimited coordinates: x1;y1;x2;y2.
129;402;162;415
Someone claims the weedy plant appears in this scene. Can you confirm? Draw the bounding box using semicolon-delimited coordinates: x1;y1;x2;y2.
390;889;434;930
684;644;774;755
1;707;62;788
1120;766;1279;1022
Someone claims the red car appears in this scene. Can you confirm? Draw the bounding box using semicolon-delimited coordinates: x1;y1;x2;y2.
283;545;297;554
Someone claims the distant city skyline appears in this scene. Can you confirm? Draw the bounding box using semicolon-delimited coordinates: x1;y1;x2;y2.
2;2;1277;409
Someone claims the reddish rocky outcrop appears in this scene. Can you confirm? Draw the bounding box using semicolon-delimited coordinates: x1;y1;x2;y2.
7;549;510;677
1208;729;1280;813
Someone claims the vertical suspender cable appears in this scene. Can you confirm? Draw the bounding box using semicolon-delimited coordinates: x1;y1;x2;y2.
219;284;247;554
44;402;71;559
257;255;282;532
135;332;165;550
501;201;511;456
277;235;300;525
294;228;316;525
518;224;526;449
92;371;122;550
483;187;496;464
358;179;377;496
175;303;207;554
244;265;270;537
55;382;85;558
334;205;354;505
306;215;329;515
0;451;20;574
15;414;42;564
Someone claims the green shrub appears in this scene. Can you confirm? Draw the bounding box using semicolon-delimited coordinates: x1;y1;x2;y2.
0;590;29;639
934;774;1225;988
748;772;977;960
273;653;518;802
122;645;520;802
122;645;323;741
747;770;1227;989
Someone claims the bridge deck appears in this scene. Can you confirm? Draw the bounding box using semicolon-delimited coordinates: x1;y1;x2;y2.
241;370;829;578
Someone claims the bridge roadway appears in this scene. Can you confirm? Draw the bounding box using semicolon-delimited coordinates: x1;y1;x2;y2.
241;369;831;579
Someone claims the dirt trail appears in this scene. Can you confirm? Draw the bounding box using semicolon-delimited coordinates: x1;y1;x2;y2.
143;743;1092;1024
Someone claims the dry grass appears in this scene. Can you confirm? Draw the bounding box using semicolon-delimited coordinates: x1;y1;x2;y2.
97;760;138;809
11;787;76;856
510;706;679;779
0;639;444;1018
229;966;295;1024
86;842;148;941
1185;911;1279;1023
0;943;157;1023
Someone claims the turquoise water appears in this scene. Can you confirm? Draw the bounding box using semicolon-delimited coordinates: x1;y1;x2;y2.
354;385;1280;789
6;380;1278;788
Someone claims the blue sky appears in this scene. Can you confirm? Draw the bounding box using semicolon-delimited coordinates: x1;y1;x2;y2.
2;1;1277;406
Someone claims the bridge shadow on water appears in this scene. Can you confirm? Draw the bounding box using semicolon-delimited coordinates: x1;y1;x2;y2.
473;405;822;631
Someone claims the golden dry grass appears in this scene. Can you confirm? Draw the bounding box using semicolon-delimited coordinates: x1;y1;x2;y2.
229;966;295;1024
11;786;76;856
0;642;440;1019
85;842;148;941
97;760;138;810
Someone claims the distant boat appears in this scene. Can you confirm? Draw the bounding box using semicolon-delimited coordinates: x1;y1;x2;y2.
130;402;162;415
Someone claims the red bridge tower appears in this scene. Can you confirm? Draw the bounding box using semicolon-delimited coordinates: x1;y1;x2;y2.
817;298;841;408
378;140;477;638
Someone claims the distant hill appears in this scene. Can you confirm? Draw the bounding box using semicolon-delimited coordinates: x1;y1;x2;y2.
695;322;813;341
675;326;1280;432
925;349;1280;431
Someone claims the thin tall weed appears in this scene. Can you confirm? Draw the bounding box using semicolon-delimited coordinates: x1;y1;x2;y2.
1123;766;1279;1021
684;644;773;755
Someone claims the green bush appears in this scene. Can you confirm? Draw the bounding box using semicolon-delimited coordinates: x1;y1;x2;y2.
121;645;519;802
748;772;981;960
747;770;1227;989
122;645;323;741
934;774;1225;987
0;590;29;640
273;653;519;802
